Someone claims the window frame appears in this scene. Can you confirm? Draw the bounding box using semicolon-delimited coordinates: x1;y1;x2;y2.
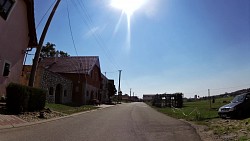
2;60;11;77
64;90;67;97
49;87;54;96
0;0;15;20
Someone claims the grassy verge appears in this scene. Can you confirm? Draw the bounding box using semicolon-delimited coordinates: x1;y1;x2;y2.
45;103;98;115
147;97;250;140
149;97;233;122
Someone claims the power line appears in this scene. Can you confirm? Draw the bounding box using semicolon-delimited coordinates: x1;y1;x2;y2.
65;0;86;80
69;0;121;70
36;0;56;29
66;0;78;56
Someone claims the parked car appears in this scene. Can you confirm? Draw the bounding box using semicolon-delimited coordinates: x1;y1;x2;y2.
218;93;250;118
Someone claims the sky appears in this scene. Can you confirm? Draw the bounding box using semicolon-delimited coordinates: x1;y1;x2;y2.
30;0;250;98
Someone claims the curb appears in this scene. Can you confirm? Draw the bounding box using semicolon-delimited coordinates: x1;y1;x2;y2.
0;104;115;130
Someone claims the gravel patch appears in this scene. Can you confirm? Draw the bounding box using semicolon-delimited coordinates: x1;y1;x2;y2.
189;118;250;141
16;110;66;122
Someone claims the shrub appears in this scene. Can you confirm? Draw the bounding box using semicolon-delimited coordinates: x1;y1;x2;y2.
28;87;46;111
6;83;30;114
6;83;46;114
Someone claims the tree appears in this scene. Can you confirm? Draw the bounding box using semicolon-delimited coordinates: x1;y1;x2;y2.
40;42;56;58
107;80;117;103
40;42;69;59
59;50;69;57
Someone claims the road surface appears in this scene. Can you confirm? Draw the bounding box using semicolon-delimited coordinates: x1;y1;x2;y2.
0;102;201;141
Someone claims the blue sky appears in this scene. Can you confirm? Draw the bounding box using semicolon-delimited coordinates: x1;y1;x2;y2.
31;0;250;98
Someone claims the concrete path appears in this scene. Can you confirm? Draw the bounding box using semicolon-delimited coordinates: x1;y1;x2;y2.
0;115;27;129
0;103;201;141
0;104;114;130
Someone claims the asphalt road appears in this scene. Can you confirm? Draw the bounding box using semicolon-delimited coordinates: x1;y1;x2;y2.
0;102;201;141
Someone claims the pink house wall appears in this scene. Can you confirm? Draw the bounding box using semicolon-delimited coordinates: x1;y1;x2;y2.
0;0;30;97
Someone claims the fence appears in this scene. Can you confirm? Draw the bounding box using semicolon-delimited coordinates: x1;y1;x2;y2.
152;93;183;108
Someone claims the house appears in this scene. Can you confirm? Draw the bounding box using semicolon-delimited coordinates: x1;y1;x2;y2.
122;94;129;102
0;0;37;97
143;94;155;102
20;65;73;104
106;79;117;102
131;96;139;102
100;75;117;104
100;74;109;103
39;56;102;105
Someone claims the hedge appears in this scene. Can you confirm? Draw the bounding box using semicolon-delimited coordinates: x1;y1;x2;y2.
6;83;46;114
28;87;46;111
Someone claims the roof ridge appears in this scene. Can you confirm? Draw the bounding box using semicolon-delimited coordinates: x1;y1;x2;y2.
66;56;99;58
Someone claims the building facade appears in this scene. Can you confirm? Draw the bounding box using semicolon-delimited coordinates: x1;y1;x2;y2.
100;74;109;103
20;65;73;104
0;0;37;97
143;94;155;102
39;56;102;105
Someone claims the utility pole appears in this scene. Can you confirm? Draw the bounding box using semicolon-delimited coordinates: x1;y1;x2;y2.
208;89;211;109
118;70;122;103
130;88;131;102
29;0;61;87
133;92;134;102
118;70;122;93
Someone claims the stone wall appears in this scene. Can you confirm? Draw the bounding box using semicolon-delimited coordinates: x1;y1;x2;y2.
40;68;72;104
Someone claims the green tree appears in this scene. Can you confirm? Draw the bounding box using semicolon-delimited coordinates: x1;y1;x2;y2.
40;42;69;58
59;50;70;57
108;81;117;103
40;42;56;58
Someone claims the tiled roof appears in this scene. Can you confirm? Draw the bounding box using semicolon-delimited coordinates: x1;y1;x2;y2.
39;56;100;74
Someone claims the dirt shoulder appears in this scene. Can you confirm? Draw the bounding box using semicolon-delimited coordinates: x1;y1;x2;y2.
188;118;250;141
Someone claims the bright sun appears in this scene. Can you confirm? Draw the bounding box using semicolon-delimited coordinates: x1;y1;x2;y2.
111;0;147;49
111;0;146;16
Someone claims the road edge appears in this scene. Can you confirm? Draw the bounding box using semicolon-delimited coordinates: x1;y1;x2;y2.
0;104;116;130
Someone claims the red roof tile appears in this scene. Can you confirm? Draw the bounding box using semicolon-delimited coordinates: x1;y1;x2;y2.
39;56;100;74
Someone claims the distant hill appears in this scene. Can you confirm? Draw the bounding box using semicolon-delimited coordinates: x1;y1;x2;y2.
217;88;250;98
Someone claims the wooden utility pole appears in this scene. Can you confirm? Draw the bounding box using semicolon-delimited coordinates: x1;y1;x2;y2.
29;0;61;87
130;88;131;102
118;70;122;103
118;70;122;92
208;89;211;109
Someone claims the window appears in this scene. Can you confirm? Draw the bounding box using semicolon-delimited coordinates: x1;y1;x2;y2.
75;86;79;92
49;87;54;95
3;62;10;76
0;0;15;20
64;90;67;97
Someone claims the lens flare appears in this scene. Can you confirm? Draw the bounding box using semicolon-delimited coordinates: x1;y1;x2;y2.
111;0;147;49
111;0;146;16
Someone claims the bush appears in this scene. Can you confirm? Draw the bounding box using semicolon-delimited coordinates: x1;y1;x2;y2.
6;83;29;114
6;83;46;114
28;88;46;111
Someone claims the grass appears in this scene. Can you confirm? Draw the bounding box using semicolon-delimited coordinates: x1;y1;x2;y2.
148;97;250;140
45;103;98;115
150;96;233;122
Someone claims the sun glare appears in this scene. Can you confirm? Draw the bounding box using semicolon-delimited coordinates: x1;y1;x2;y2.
111;0;146;16
111;0;147;50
